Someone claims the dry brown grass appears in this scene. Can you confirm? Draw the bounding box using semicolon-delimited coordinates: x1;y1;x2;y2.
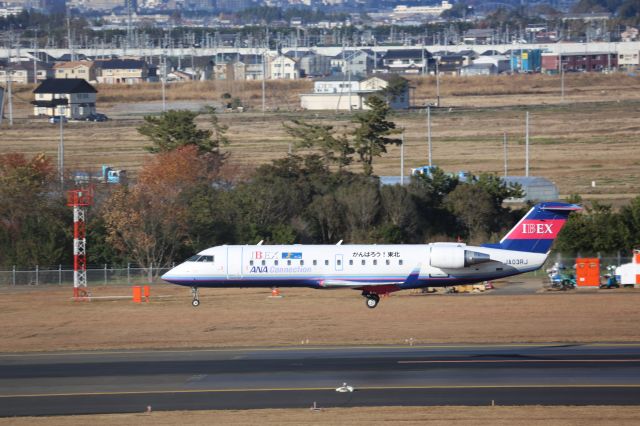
3;406;640;426
2;73;640;201
1;280;639;353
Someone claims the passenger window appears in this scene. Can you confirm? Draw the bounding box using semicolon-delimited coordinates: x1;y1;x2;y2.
373;259;377;266
349;260;353;265
361;259;366;265
250;260;254;266
386;259;390;265
274;260;279;266
399;260;403;265
261;260;266;266
325;260;329;265
313;260;317;266
337;260;341;266
300;260;304;266
287;260;291;266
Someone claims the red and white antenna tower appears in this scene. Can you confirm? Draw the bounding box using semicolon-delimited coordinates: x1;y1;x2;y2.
67;188;93;300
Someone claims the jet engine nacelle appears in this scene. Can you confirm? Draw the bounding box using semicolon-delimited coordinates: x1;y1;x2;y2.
429;245;491;269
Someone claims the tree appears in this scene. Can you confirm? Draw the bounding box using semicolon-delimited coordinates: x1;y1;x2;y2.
352;95;401;176
0;153;70;267
381;75;409;104
283;119;353;170
203;106;230;150
335;180;381;241
102;146;214;272
139;109;227;157
445;184;495;243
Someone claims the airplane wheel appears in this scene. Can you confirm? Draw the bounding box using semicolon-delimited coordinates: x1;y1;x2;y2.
366;295;379;309
192;299;200;307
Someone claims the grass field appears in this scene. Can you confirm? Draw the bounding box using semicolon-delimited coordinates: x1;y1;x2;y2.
3;406;640;426
1;279;639;352
2;73;640;201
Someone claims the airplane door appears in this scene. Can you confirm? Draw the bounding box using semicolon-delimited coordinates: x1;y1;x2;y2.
335;254;343;271
227;246;243;279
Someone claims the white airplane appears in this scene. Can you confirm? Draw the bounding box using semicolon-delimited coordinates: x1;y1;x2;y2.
162;202;580;308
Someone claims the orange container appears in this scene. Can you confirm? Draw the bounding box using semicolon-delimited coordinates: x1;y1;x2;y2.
132;286;142;303
143;285;150;301
576;258;600;287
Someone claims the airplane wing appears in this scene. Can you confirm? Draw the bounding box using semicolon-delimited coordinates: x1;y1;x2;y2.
318;279;403;288
318;266;421;289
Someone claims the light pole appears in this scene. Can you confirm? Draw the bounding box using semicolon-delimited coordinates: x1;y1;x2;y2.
400;129;405;186
59;105;65;186
427;106;432;167
525;111;529;177
560;52;565;102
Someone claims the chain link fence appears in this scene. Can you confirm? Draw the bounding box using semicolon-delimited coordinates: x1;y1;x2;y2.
0;264;173;287
0;255;633;287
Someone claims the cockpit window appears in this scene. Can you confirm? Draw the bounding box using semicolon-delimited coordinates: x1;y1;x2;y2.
187;255;201;262
197;255;214;262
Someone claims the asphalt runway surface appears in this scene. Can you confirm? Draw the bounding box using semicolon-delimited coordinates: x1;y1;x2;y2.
2;343;640;416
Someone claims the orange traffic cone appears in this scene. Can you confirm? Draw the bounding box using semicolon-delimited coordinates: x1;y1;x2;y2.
268;287;282;298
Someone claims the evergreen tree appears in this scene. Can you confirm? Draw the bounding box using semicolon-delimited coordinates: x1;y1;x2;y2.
283;119;353;170
352;95;401;176
139;109;227;156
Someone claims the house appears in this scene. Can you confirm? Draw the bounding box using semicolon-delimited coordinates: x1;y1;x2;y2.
295;52;331;78
330;50;374;76
460;63;498;76
269;54;299;80
0;62;33;84
31;78;97;119
238;55;267;80
435;54;465;76
541;52;617;73
300;74;409;110
381;49;431;74
56;53;90;62
53;60;96;82
473;55;510;73
621;27;639;42
463;29;495;45
95;59;150;84
617;47;639;71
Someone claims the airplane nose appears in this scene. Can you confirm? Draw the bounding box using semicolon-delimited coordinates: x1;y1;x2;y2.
161;265;179;281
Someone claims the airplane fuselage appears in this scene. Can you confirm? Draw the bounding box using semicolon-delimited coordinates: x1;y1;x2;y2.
163;242;546;291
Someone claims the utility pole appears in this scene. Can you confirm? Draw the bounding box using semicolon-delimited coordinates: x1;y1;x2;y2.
525;111;529;177
7;30;13;126
161;53;166;112
503;131;508;178
427;106;432;167
435;60;440;107
560;51;565;101
400;129;405;186
58;105;65;186
33;29;38;84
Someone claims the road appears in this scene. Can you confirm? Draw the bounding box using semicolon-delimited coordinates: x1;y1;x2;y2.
1;343;640;416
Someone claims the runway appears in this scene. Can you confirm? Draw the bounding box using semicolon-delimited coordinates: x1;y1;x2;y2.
2;343;640;416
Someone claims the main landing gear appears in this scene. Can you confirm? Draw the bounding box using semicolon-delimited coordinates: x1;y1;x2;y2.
363;292;380;309
191;287;200;307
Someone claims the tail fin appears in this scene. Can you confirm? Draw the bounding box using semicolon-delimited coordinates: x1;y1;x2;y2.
486;202;581;254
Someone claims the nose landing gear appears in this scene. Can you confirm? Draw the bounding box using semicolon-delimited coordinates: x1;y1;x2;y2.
191;287;200;307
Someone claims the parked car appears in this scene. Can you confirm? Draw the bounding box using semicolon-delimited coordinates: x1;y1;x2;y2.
85;113;108;122
48;116;68;124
